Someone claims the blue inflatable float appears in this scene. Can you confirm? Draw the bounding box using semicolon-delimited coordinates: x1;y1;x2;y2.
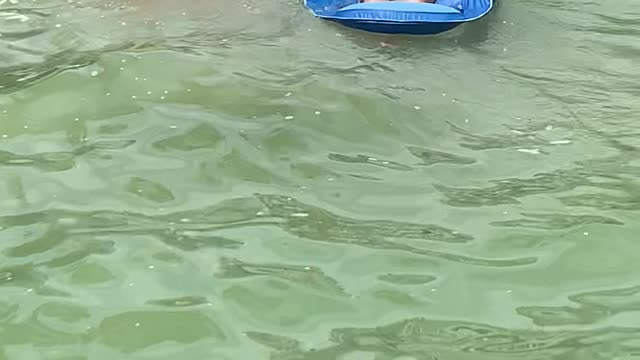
303;0;494;35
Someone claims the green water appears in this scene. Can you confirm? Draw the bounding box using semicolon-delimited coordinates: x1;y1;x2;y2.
1;0;639;358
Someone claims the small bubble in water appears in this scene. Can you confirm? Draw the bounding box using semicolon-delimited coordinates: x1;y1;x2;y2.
180;218;190;223
131;95;137;99
414;106;421;110
163;90;169;94
256;211;264;216
90;70;99;77
121;59;127;63
146;91;152;95
55;24;62;27
304;266;311;270
584;232;589;236
160;96;166;100
74;118;79;121
314;111;321;115
105;92;111;96
187;88;192;92
135;322;141;327
442;93;447;96
2;134;8;138
545;125;553;131
148;265;155;269
23;125;28;129
285;92;292;97
128;283;134;287
285;115;294;120
121;21;127;25
169;125;177;129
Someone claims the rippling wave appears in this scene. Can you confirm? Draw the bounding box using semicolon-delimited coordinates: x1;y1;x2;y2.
247;316;640;359
0;193;537;269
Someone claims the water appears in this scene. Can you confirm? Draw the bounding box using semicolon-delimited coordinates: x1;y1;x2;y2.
1;0;639;358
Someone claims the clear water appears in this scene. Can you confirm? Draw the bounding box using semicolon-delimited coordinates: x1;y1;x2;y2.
1;0;639;358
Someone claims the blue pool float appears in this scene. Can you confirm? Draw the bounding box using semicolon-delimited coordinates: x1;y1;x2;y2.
303;0;494;35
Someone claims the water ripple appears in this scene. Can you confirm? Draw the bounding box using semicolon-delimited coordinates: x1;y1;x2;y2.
247;317;640;359
0;139;135;171
217;257;347;296
490;213;625;230
0;45;136;94
518;285;640;326
407;145;477;166
0;193;537;268
436;154;639;209
328;153;412;171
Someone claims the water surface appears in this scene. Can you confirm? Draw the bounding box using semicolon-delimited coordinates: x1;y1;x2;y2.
1;0;639;359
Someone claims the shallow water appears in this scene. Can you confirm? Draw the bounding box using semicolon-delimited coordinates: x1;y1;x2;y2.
1;0;639;358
